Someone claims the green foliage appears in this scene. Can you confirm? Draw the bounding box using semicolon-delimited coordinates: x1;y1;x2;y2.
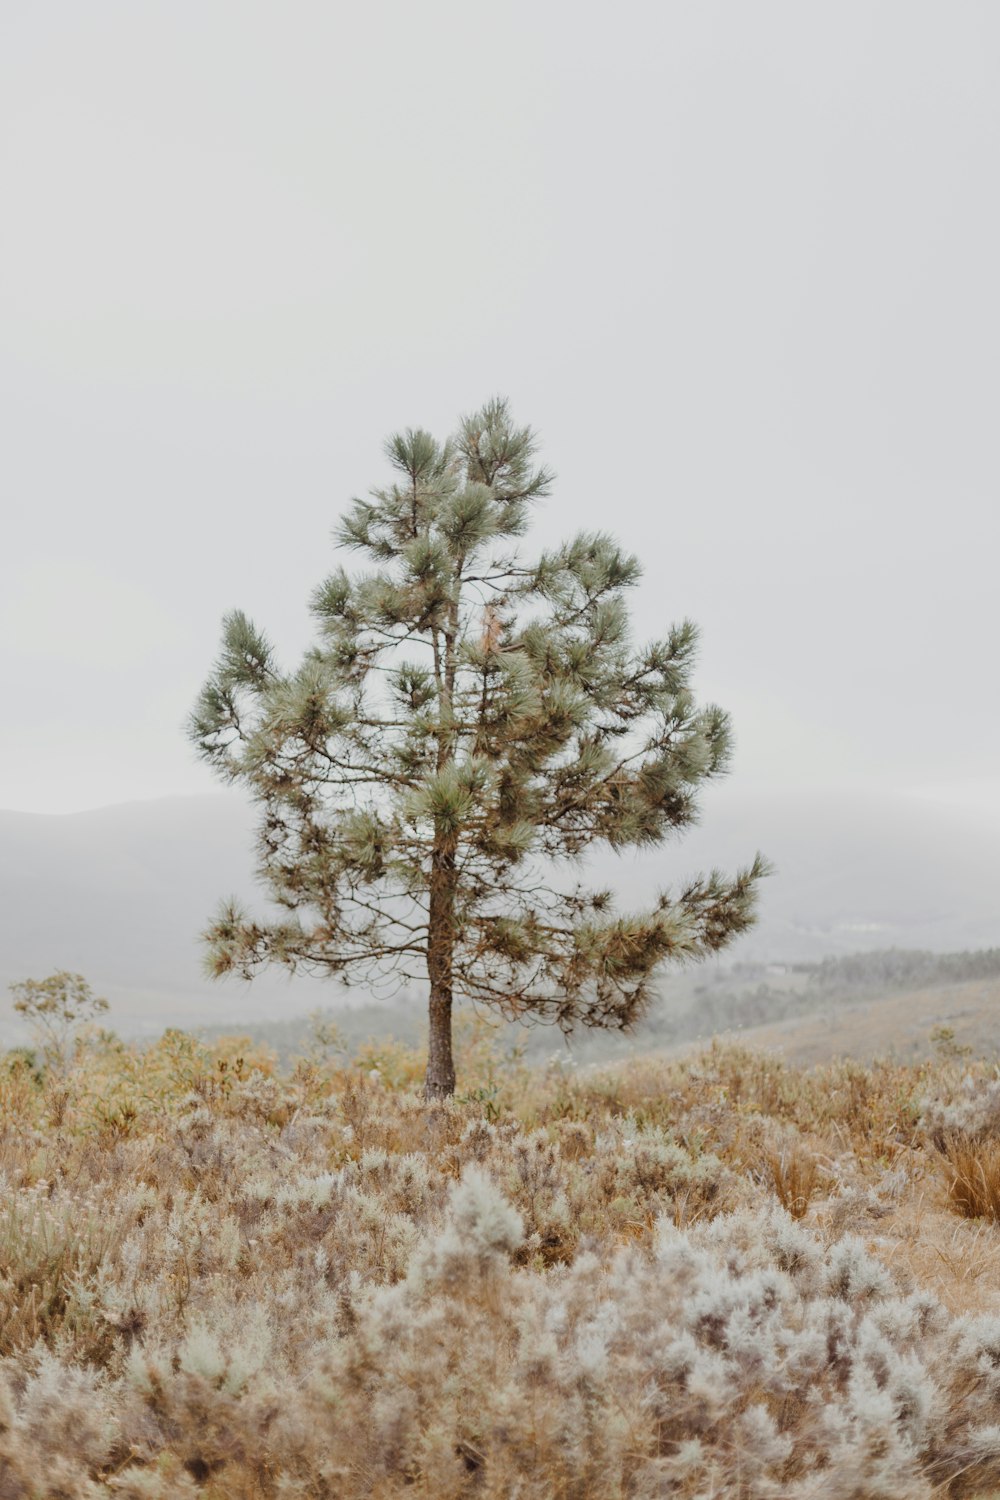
9;971;109;1074
190;398;765;1089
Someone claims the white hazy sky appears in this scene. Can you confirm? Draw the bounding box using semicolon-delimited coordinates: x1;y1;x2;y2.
2;2;998;816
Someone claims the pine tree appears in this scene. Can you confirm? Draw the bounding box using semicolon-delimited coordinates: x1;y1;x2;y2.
190;399;766;1097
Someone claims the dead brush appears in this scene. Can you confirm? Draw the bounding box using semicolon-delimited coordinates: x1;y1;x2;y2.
762;1143;821;1219
0;1191;121;1358
938;1133;1000;1221
5;1036;1000;1496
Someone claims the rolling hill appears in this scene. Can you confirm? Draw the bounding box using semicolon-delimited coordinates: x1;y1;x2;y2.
0;785;996;1043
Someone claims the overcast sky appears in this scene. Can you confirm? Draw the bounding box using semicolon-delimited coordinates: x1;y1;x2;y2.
2;2;998;818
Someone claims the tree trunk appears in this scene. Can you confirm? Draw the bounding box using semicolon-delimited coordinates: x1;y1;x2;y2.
426;985;455;1099
425;837;457;1098
425;606;460;1100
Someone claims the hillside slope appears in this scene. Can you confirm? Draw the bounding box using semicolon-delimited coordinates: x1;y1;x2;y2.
0;786;996;1037
690;974;1000;1067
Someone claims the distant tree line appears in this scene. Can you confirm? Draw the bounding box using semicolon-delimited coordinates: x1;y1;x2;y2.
803;947;1000;995
195;946;1000;1069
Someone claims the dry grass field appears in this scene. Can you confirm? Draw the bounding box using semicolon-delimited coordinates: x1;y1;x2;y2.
692;976;1000;1069
4;1021;1000;1497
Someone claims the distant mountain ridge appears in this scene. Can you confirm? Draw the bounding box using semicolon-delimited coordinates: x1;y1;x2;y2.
0;787;996;1039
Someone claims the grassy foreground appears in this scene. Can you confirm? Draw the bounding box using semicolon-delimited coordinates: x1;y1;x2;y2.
3;1023;1000;1497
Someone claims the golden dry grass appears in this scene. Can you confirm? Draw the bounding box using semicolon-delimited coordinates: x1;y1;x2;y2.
0;1023;999;1496
763;1143;823;1219
939;1136;1000;1222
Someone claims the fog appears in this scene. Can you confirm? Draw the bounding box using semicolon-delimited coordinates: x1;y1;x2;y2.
1;782;997;1047
2;7;998;836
